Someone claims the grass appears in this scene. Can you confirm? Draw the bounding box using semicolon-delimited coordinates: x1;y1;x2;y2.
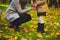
0;4;60;40
0;3;9;7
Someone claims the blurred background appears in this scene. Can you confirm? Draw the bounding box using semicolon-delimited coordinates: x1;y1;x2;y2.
0;0;60;40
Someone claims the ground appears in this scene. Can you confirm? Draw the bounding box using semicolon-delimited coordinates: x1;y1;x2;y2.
0;4;60;40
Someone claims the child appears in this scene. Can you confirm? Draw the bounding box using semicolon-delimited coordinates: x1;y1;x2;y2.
32;0;48;33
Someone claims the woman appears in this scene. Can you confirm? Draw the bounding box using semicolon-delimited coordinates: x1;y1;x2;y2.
5;0;35;31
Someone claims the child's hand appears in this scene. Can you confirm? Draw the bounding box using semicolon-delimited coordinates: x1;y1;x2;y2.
31;3;36;7
31;3;36;10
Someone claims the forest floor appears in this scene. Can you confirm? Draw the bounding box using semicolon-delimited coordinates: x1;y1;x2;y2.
0;4;60;40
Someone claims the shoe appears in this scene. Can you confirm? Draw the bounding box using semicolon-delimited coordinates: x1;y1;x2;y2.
37;23;45;33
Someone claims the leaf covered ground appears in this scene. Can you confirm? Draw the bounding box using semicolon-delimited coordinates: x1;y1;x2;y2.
0;5;60;40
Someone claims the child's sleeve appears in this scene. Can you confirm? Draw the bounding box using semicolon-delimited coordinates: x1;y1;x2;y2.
35;0;47;5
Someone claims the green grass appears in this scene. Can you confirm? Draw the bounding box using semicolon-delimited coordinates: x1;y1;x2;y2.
0;3;9;7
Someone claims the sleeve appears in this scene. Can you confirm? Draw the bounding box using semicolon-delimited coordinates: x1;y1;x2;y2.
35;0;46;5
14;0;31;13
